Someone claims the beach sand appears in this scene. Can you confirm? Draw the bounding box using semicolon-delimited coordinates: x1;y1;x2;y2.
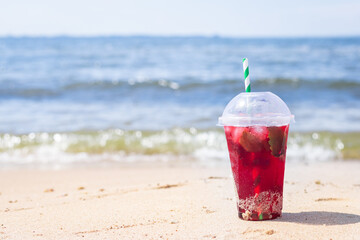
0;162;359;240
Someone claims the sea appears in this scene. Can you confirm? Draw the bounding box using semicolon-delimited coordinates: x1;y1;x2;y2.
0;36;360;168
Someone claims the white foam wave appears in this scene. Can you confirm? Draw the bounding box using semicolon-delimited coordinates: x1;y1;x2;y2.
0;129;349;169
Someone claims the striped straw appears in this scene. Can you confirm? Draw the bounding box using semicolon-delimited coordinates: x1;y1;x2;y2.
242;58;251;92
243;58;261;219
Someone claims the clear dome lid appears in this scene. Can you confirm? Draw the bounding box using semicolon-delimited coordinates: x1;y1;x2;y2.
218;92;294;127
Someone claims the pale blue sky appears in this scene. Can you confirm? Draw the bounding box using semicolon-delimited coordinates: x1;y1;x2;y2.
0;0;359;37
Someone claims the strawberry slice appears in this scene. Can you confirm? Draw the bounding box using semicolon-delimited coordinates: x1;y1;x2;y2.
239;129;263;152
239;126;271;153
268;126;286;157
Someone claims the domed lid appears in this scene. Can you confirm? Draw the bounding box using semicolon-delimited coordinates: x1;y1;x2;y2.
218;91;293;127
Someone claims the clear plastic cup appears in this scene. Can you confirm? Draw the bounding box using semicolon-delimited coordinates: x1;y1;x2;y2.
218;92;293;221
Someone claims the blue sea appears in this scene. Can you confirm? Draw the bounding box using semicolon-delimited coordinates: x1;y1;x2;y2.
1;36;360;168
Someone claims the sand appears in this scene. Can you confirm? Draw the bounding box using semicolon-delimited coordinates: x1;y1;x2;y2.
0;161;359;240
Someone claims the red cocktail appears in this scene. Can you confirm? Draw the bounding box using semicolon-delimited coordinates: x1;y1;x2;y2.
218;91;293;220
224;124;289;220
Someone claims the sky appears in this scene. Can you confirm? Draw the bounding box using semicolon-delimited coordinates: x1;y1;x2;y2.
0;0;359;37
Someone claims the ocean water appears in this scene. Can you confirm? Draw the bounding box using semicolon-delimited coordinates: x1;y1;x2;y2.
1;36;360;168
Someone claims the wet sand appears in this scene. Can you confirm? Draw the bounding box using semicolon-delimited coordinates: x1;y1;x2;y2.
0;162;359;239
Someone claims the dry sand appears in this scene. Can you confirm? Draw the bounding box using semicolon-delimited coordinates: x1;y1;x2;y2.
0;162;359;239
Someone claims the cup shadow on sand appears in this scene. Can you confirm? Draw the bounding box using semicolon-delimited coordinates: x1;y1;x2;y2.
276;211;360;225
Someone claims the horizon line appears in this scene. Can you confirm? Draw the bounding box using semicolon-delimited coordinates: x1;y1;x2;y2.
1;33;360;39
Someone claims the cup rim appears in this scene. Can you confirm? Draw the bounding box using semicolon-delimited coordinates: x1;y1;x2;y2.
217;115;294;127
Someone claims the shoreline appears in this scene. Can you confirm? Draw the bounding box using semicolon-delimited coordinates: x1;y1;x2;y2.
1;161;359;239
1;129;360;168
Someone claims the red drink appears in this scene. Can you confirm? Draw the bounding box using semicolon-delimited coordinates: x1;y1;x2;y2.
219;91;293;220
224;124;289;221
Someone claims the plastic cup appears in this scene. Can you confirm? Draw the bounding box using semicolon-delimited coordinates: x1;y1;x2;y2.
218;92;293;221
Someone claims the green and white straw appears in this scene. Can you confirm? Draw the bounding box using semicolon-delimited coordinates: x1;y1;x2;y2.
242;58;251;92
243;58;262;219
